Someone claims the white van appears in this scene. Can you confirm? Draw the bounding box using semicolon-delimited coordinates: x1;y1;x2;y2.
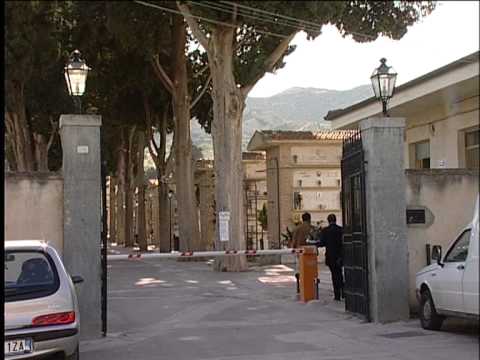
415;196;479;330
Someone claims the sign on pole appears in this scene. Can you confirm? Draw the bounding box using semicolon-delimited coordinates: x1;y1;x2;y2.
219;211;230;242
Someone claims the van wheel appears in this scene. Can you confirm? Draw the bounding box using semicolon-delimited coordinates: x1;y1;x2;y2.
420;289;444;330
66;346;79;360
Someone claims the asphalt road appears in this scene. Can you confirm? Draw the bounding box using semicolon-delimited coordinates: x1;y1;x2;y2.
80;253;479;360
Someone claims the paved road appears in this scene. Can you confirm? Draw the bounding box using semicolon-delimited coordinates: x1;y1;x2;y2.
81;253;479;360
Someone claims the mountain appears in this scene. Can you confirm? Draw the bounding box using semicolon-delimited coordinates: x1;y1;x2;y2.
190;84;374;158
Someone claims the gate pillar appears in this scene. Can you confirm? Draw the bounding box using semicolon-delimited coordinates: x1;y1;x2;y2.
360;117;409;323
60;114;102;339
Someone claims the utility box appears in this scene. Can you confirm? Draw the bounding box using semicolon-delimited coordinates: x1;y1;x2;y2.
299;246;318;302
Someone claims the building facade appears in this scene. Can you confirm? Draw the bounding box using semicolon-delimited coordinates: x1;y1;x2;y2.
325;51;479;171
242;152;269;250
324;51;479;308
247;130;355;248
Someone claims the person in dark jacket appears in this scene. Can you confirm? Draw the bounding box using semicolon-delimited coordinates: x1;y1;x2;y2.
318;214;344;301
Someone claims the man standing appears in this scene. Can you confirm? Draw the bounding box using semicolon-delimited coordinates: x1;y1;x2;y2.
291;212;314;249
318;214;344;301
291;212;314;293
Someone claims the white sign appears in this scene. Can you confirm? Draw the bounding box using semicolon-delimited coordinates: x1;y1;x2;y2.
77;145;89;154
219;211;230;242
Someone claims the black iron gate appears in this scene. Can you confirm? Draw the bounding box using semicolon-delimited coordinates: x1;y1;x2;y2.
101;158;108;336
341;131;370;321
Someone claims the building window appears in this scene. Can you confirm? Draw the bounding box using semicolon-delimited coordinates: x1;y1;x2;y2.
414;141;430;169
292;155;298;164
293;192;303;210
465;129;479;169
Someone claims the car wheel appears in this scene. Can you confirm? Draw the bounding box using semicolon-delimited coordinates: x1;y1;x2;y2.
66;346;79;360
419;289;444;330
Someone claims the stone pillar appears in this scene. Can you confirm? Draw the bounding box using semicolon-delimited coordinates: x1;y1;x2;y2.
360;117;409;323
60;114;102;339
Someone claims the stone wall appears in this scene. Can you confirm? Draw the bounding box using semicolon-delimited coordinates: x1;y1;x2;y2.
5;172;64;255
405;168;479;309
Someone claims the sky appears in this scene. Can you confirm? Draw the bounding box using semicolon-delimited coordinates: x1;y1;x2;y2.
249;1;480;98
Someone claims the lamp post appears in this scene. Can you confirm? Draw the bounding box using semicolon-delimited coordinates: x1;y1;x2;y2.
370;58;397;116
168;190;174;252
64;50;91;114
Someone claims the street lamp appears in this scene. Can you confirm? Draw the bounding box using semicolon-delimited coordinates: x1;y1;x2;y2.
64;50;91;114
168;190;174;252
370;58;397;116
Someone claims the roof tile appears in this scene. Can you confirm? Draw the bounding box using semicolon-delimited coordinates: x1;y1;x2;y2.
261;129;357;141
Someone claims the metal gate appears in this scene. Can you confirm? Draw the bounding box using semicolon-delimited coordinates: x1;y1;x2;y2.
341;130;370;321
101;159;108;336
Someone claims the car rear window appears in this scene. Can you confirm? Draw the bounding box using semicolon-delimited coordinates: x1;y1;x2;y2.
4;250;60;302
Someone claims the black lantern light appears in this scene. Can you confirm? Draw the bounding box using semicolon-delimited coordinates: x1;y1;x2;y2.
370;58;397;116
64;50;91;113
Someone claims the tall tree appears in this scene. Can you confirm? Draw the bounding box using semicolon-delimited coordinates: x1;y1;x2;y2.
144;98;175;252
176;0;435;271
5;1;75;172
72;1;162;249
105;2;216;251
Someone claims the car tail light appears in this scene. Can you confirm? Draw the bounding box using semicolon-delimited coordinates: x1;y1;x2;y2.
32;311;75;326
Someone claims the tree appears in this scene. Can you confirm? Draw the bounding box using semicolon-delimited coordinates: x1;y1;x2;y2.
176;0;435;271
258;203;268;232
71;1;156;249
258;203;268;249
144;91;176;252
5;1;75;172
105;1;217;252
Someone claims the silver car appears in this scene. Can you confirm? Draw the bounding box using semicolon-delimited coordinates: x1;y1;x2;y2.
5;240;82;359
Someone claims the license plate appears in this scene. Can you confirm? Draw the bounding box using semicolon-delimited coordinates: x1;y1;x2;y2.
4;339;33;356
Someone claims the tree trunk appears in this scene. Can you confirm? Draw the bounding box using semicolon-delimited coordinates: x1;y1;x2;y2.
116;142;127;246
158;177;171;252
5;85;36;172
209;27;247;271
145;104;174;253
125;127;136;248
32;133;49;171
136;131;147;251
6;82;61;172
5;138;17;171
109;176;117;244
172;17;200;252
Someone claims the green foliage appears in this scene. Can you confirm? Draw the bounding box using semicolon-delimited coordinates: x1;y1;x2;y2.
5;1;77;170
68;1;176;174
185;1;435;88
6;1;214;173
258;203;268;230
6;1;435;173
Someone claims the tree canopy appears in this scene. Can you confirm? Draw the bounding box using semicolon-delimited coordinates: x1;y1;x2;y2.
5;1;76;171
